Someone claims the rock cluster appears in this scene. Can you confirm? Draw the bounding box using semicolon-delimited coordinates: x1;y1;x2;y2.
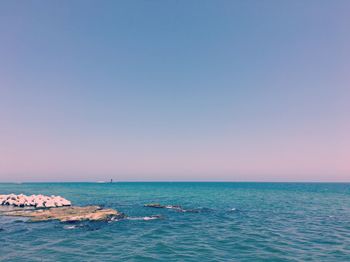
0;193;126;223
0;194;71;208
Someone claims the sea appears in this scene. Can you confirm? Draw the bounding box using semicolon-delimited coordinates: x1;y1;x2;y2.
1;182;350;261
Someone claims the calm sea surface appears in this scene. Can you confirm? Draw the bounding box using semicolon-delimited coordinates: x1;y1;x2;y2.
1;182;350;261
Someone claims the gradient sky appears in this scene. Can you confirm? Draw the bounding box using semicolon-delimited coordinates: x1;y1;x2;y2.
0;1;349;182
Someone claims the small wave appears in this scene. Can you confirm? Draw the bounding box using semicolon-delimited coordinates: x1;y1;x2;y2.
143;216;160;221
178;209;200;213
165;205;181;210
109;216;124;222
127;215;162;221
144;203;212;213
64;225;77;230
178;207;213;213
63;222;106;231
227;207;240;213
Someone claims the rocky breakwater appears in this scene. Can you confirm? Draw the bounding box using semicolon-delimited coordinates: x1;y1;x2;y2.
0;194;124;222
0;194;71;208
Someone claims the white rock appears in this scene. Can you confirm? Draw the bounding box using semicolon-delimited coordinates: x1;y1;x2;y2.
36;200;45;208
44;200;56;208
61;199;71;206
7;199;15;205
0;194;72;208
9;194;16;200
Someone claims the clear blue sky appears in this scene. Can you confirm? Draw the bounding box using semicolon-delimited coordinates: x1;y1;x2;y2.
0;1;349;181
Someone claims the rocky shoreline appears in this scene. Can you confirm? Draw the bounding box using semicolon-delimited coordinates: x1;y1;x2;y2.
1;205;124;222
0;194;124;222
0;195;202;223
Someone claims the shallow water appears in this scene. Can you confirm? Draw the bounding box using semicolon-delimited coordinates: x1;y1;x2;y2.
1;182;350;261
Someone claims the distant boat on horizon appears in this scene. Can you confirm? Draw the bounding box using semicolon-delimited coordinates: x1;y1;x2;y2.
96;179;115;183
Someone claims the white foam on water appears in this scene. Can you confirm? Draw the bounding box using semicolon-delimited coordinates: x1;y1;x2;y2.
64;225;77;230
127;216;161;221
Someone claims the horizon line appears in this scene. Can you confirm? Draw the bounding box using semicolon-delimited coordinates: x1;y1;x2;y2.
1;180;350;183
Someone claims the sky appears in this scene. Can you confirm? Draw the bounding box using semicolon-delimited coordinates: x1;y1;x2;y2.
0;1;349;182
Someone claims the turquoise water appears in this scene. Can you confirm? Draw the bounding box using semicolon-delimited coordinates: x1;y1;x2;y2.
1;182;350;261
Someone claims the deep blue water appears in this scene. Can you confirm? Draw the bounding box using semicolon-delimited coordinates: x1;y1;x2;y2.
1;182;350;261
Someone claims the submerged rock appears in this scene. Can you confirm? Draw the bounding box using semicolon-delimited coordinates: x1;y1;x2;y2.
144;203;182;209
1;206;124;222
144;203;205;213
144;203;164;208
